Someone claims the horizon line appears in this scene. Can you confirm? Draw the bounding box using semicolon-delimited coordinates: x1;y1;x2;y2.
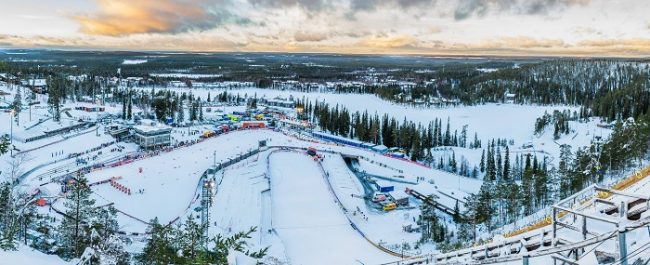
2;47;650;60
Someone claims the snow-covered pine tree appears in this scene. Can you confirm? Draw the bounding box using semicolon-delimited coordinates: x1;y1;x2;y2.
56;173;96;259
178;216;205;262
90;206;129;264
479;149;485;173
127;98;132;120
503;145;510;181
137;217;177;265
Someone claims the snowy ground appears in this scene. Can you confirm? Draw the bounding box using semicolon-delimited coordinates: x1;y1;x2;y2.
134;86;612;171
138;86;578;144
0;245;71;265
0;82;630;264
27;128;482;263
269;152;393;264
81;130;276;232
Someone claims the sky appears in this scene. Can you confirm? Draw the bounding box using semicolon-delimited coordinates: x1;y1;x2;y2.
1;0;650;57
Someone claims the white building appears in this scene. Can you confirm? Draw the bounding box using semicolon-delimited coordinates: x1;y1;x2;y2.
132;120;172;149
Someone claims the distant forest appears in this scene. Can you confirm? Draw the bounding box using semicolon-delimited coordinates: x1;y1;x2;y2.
3;52;650;122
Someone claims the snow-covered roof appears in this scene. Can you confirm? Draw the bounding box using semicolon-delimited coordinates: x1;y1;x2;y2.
133;122;170;131
371;144;388;152
24;79;47;87
133;119;171;134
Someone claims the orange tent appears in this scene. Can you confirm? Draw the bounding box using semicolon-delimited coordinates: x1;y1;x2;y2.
35;198;47;207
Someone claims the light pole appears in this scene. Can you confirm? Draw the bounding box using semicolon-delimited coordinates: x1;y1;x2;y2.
213;150;217;177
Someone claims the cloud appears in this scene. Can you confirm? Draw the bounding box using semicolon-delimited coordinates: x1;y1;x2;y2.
74;0;249;36
0;33;243;51
0;34;89;48
572;26;602;37
357;34;419;49
577;38;650;54
454;0;590;20
476;36;568;49
248;0;329;11
294;31;328;42
428;26;443;34
5;31;650;57
350;0;435;11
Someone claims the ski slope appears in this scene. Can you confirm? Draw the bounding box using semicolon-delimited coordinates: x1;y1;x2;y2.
269;152;394;264
81;130;281;232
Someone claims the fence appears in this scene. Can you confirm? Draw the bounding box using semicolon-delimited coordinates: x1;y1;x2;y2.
504;164;650;238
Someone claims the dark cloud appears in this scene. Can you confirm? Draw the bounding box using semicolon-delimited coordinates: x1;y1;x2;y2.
350;0;435;11
248;0;329;11
454;0;590;20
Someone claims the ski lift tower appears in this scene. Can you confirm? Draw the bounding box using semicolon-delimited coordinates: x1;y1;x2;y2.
201;178;216;250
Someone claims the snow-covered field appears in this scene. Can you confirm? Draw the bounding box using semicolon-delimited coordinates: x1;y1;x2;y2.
142;87;575;143
0;82;637;265
149;73;224;78
135;86;611;170
67;129;481;261
81;130;276;232
0;245;70;265
269;152;393;264
122;59;147;65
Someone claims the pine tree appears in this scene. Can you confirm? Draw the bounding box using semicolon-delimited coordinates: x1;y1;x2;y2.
444;117;451;146
91;206;130;264
32;214;56;253
0;136;9;155
460;125;467;148
485;142;496;181
436;119;442;147
57;174;96;259
50;77;68;122
177;101;185;124
122;97;127;120
199;103;204;122
178;217;205;262
432;118;439;147
11;89;21;114
190;102;198;121
127;99;133;120
496;146;502;180
503;145;510;181
479;149;485;173
453;201;461;223
0;181;18;250
449;152;457;173
209;227;267;264
419;200;444;243
137;218;177;265
522;155;534;215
